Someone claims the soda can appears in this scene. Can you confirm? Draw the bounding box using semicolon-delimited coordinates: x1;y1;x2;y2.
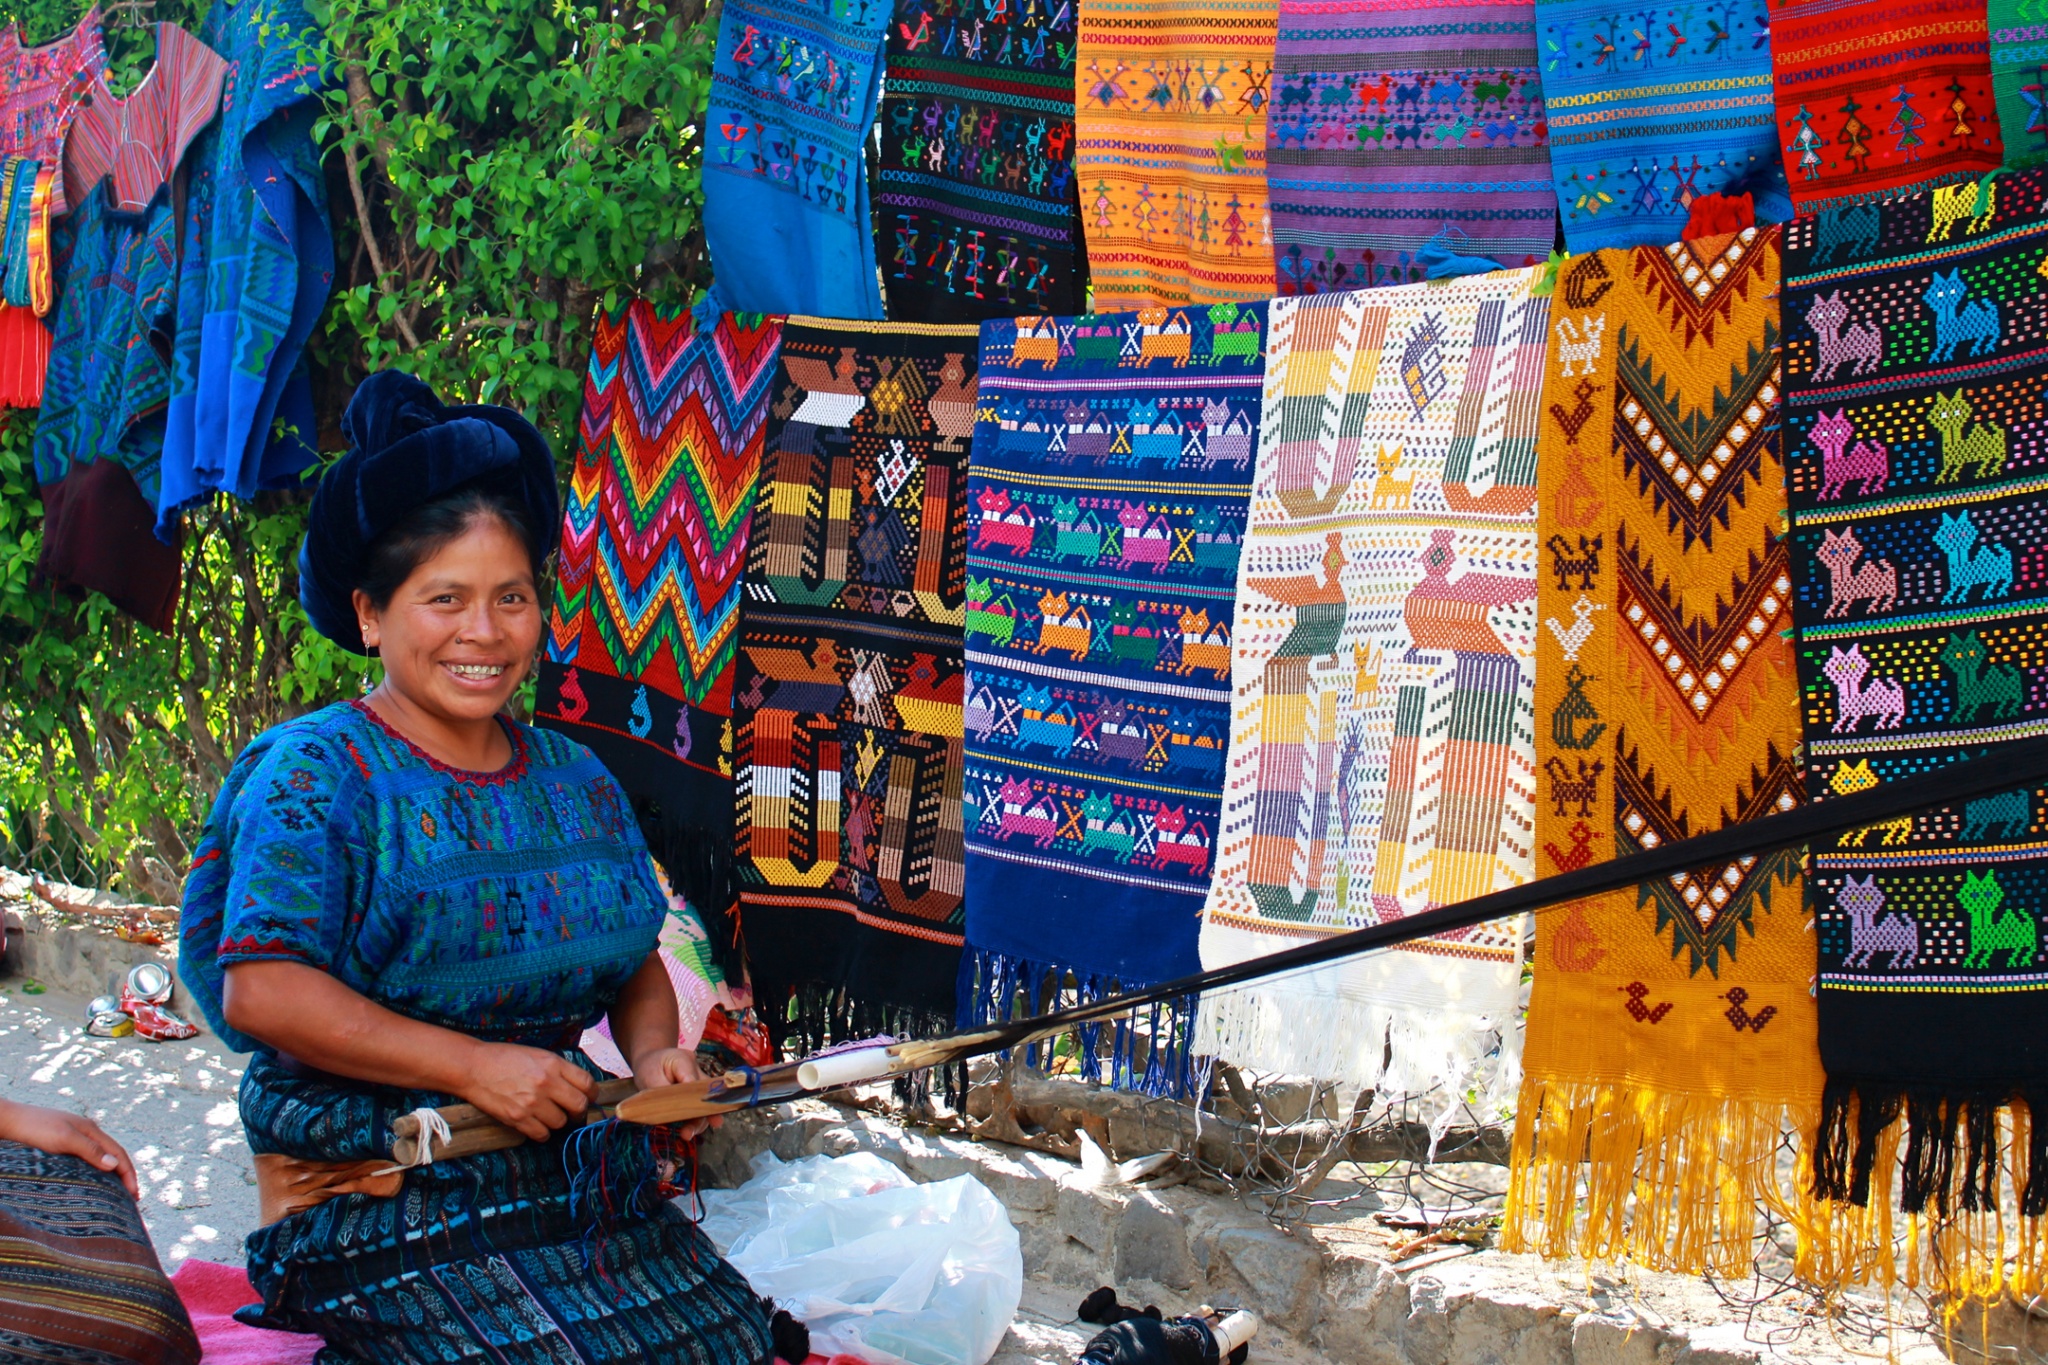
86;1011;134;1038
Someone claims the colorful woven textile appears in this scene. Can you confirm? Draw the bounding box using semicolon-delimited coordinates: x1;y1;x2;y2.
0;9;104;216
1193;269;1543;1093
1538;0;1789;252
1074;0;1276;308
60;23;225;215
1772;0;2003;215
733;318;975;1037
1502;231;1820;1274
1989;0;2048;168
875;0;1084;321
1269;0;1552;294
1781;170;2048;1293
155;0;331;535
536;303;784;971
959;304;1264;1087
703;0;888;319
0;1139;200;1365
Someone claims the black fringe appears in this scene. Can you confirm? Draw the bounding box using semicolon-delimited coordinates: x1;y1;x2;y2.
773;981;964;1108
1815;1079;2035;1216
631;795;746;983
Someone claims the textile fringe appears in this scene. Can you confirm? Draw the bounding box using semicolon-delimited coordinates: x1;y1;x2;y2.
1501;1078;1820;1277
779;982;963;1108
1191;978;1519;1126
957;948;1203;1100
632;795;744;982
1803;1087;2048;1300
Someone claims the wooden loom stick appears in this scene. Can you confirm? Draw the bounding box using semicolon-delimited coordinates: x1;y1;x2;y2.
388;734;2048;1163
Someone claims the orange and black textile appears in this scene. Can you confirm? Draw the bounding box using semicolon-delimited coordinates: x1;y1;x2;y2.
1505;229;1820;1274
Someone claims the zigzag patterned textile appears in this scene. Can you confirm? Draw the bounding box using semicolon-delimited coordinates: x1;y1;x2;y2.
535;304;784;971
1268;0;1554;294
1988;0;2048;170
1537;0;1790;252
1783;169;2048;1297
875;0;1085;321
703;0;889;318
1074;0;1277;308
1501;232;1821;1275
959;304;1264;1090
1771;0;2004;216
1192;269;1542;1094
733;318;976;1040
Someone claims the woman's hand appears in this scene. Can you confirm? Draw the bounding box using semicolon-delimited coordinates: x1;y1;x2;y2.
630;1046;719;1141
462;1044;599;1142
0;1099;138;1197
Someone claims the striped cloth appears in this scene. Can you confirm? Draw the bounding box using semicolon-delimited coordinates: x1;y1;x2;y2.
0;1139;199;1365
1537;0;1790;251
1989;0;2048;168
960;304;1264;1090
1195;269;1544;1096
0;8;103;215
1075;0;1277;308
59;23;225;214
1772;0;2004;214
1269;0;1554;293
875;0;1084;321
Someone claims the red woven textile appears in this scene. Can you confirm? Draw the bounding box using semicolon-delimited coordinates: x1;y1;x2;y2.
1772;0;2004;214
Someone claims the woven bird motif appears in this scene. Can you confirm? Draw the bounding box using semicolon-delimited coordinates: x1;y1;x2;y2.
1508;227;1816;1280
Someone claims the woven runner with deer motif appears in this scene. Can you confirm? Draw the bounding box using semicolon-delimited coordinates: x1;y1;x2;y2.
732;317;977;1042
1501;230;1820;1276
1783;170;2048;1297
1192;268;1543;1096
958;304;1265;1091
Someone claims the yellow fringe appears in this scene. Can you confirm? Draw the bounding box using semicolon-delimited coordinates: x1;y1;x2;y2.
1502;1075;1820;1278
1801;1099;2048;1304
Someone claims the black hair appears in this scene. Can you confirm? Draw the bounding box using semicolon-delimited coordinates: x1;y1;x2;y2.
354;483;541;612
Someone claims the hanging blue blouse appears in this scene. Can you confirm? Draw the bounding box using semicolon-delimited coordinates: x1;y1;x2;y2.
155;0;332;537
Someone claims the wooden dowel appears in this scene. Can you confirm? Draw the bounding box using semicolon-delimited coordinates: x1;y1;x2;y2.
392;1078;639;1141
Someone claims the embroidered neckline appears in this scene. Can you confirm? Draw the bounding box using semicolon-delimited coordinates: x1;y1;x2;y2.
349;699;531;786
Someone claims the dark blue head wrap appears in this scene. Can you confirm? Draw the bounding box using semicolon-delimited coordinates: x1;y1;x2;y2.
298;370;560;654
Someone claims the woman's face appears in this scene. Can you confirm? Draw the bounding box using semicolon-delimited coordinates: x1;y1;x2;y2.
352;516;541;725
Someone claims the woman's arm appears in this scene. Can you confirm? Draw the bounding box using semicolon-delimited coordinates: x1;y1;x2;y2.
607;953;718;1138
0;1099;138;1195
223;960;596;1142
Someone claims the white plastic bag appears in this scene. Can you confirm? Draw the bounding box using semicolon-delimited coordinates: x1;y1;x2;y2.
697;1151;1023;1365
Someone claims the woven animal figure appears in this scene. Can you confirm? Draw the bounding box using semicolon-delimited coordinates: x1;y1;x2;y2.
1554;314;1604;377
1924;271;2002;362
1960;787;2031;840
1941;630;2025;722
1810;408;1888;499
1926;388;2008;482
1545;534;1601;591
1815;527;1898;616
1369;445;1413;509
1824;644;1907;731
1927;179;1998;242
1806;292;1883;381
1838;875;1919;968
1958;870;2035;970
1832;758;1913;845
1544;595;1603;661
1933;510;2013;603
1811;204;1878;265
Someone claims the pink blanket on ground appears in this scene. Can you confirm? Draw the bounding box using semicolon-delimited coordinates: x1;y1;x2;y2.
170;1258;321;1364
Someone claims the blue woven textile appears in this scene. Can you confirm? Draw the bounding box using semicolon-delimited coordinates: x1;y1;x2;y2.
960;305;1264;1088
155;0;332;535
702;0;888;318
1537;0;1790;251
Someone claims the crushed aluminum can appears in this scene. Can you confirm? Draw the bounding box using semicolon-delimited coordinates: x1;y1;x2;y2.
125;962;173;1004
87;995;121;1019
86;1010;134;1038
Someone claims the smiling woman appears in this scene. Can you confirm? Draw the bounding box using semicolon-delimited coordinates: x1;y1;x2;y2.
173;372;777;1364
